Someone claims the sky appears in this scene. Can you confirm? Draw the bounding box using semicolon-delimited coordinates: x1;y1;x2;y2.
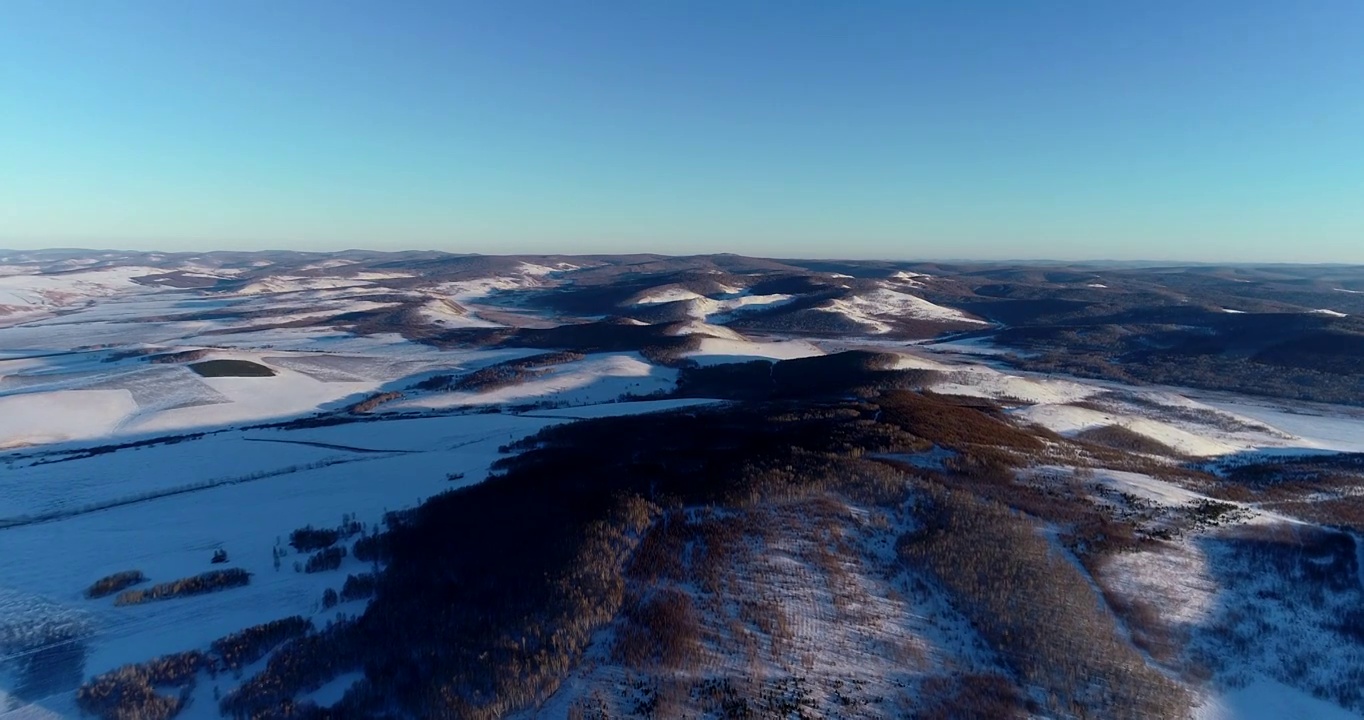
2;1;1362;262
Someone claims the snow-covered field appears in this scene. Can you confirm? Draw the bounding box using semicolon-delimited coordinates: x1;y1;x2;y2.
0;413;563;719
682;336;825;366
0;267;174;324
385;353;677;410
2;261;1363;719
818;286;987;332
630;285;797;324
0;388;730;718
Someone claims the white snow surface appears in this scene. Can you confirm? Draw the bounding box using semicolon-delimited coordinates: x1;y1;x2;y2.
817;286;985;333
517;398;723;419
1014;404;1245;457
1196;680;1363;720
416;298;503;328
666;320;747;341
0;267;171;322
388;353;675;410
631;286;795;323
632;286;706;305
235;277;374;295
682;337;825;365
888;270;927;287
0;390;138;448
0;389;744;718
922;336;1019;356
931;366;1101;405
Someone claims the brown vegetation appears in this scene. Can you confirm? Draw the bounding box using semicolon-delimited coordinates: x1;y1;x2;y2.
100;386;1200;719
85;570;148;599
897;485;1189;719
346;392;403;414
212;617;313;672
76;651;206;720
114;569;250;606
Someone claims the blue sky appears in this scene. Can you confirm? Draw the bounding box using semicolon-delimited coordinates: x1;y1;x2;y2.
2;1;1362;261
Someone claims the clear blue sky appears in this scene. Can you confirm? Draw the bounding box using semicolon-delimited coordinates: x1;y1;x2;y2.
2;1;1362;261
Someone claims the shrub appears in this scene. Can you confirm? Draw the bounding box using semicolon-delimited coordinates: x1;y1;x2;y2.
86;570;147;599
76;651;206;720
211;617;313;672
114;569;250;606
347;392;403;414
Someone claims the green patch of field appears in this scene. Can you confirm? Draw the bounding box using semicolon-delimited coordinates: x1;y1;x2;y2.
188;359;277;378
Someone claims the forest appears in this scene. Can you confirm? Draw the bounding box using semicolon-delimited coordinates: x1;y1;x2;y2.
176;374;1211;719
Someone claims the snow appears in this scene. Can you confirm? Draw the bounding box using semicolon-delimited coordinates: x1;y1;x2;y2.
922;336;1018;356
633;287;705;305
517;398;723;419
1103;542;1219;626
0;390;138;448
108;358;377;436
299;671;365;707
433;275;540;302
889;352;951;371
0;267;172;322
349;271;415;280
930;366;1100;405
1013;404;1245;457
703;291;793;318
0;415;563;717
888;270;927;287
298;259;359;271
5;257;1364;717
235;277;374;295
665;320;746;341
918;359;1364;460
517;262;577;276
1196;677;1362;719
389;353;676;410
0;382;748;718
682;337;824;365
533;500;979;719
0;340;480;448
0;435;348;523
1098;468;1215;508
416;298;503;328
817;287;985;333
630;286;794;323
1194;395;1364;454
